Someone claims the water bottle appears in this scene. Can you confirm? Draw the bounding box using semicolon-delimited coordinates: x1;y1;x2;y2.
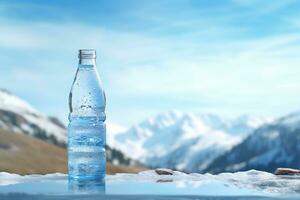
68;49;106;181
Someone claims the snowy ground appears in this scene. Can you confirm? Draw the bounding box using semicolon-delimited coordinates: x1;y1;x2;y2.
0;170;299;199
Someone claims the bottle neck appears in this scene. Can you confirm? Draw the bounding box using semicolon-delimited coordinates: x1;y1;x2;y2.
79;58;96;67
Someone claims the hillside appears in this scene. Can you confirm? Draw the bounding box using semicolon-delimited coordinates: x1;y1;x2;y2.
0;128;145;175
0;88;139;170
0;89;66;146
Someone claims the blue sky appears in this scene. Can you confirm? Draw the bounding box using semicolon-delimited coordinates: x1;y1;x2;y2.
1;0;300;126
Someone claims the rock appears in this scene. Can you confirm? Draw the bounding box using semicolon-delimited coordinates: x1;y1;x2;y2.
155;168;174;175
157;179;173;182
275;168;300;175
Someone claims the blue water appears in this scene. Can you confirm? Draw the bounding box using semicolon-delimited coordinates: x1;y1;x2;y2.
68;117;106;180
68;51;106;181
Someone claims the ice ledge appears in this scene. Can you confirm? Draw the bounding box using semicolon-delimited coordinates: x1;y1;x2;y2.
111;169;300;195
1;169;300;195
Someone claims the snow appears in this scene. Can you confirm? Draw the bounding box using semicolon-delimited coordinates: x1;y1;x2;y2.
0;170;300;197
265;111;300;133
266;130;280;140
216;111;300;173
108;111;272;172
277;112;300;127
110;170;300;195
0;89;66;143
0;172;66;186
22;113;66;142
225;162;247;171
0;89;39;115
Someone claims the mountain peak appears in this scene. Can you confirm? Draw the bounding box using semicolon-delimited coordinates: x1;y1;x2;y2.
108;111;269;172
0;89;66;145
0;89;39;115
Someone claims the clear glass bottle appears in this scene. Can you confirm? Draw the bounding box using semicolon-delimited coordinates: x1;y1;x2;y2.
68;49;106;181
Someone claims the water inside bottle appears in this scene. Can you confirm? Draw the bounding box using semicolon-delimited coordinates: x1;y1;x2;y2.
68;49;106;181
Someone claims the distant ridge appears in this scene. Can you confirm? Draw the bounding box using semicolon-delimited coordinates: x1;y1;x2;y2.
108;111;272;172
205;111;300;173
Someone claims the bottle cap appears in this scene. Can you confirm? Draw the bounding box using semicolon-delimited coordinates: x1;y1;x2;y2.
78;49;96;59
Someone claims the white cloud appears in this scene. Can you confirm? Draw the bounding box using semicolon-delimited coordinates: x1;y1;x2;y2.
1;10;300;124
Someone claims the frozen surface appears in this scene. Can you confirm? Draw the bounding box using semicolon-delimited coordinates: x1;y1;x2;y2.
0;170;300;199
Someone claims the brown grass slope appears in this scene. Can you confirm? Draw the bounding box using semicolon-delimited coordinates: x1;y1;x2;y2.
0;129;145;175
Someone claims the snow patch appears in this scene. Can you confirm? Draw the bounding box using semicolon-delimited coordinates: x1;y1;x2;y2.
1;170;300;196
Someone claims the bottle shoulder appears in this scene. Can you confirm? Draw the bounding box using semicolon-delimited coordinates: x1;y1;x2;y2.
69;66;106;118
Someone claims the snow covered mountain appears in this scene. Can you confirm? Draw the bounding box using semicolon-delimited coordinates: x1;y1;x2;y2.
205;112;300;173
0;89;136;167
0;89;66;146
108;111;271;172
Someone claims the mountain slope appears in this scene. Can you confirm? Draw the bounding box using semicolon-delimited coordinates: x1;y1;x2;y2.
0;89;66;146
0;89;137;168
0;128;146;174
0;128;67;174
108;111;270;172
205;112;300;173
